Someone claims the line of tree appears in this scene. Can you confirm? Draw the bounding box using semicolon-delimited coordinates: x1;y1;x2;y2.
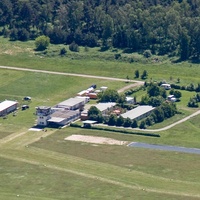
0;0;200;60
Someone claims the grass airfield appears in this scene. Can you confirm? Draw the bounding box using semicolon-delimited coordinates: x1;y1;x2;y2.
0;37;200;199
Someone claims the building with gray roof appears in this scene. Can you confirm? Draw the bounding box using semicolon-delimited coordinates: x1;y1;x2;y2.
56;97;85;110
48;110;80;126
95;102;116;114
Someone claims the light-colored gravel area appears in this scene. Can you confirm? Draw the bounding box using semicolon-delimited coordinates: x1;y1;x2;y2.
65;134;128;145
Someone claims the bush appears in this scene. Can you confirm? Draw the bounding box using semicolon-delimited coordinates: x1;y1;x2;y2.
186;83;195;91
131;120;138;128
69;42;79;52
123;117;132;127
171;84;181;90
115;53;121;59
141;70;148;79
181;85;186;90
188;98;199;107
18;28;30;41
139;121;146;129
60;47;67;55
35;35;50;51
143;50;152;58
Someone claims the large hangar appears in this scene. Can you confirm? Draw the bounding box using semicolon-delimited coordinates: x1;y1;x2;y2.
121;105;155;121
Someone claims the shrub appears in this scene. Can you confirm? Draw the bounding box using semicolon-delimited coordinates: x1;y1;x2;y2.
115;53;121;59
131;120;138;128
141;70;148;79
181;85;186;90
60;47;67;55
188;98;199;107
69;42;79;52
139;121;146;129
123;118;132;127
116;116;124;126
134;70;139;78
35;35;50;51
18;28;30;41
171;84;181;90
143;50;152;58
186;83;195;91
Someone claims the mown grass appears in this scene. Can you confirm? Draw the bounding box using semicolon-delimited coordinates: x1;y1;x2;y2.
31;127;200;183
1;156;199;200
0;131;13;139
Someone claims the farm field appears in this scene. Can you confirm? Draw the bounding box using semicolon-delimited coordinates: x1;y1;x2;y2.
0;37;200;199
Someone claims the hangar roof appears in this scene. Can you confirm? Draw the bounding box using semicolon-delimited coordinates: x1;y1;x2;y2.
121;106;155;120
0;100;18;112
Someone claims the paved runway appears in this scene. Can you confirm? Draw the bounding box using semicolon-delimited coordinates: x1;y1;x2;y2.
128;142;200;154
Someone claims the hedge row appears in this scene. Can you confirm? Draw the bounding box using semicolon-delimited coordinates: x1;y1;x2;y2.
70;123;160;138
170;83;200;92
124;86;144;96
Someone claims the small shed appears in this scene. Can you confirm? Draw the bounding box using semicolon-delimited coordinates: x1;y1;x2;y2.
126;97;134;104
100;86;108;91
82;120;97;128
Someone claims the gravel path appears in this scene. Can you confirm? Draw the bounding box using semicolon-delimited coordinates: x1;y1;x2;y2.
117;82;144;93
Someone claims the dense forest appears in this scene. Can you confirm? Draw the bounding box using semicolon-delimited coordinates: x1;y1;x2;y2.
0;0;200;60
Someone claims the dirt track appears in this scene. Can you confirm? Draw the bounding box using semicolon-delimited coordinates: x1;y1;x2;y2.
0;65;144;83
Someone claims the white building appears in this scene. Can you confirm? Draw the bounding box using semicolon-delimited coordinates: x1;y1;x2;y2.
0;100;18;116
121;105;155;121
36;106;52;126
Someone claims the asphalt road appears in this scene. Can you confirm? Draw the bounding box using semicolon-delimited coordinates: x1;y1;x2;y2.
134;109;200;132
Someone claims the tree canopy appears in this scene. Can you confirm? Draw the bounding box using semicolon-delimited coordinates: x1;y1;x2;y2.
0;0;200;60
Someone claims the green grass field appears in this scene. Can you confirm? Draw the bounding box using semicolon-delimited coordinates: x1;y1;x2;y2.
0;37;200;85
0;37;200;199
